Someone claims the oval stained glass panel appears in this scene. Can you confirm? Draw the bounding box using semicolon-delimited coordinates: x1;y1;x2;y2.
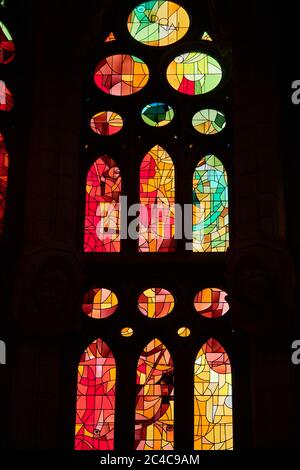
121;327;134;337
90;111;123;136
127;1;190;47
192;109;226;135
138;287;175;318
177;327;191;337
82;288;118;319
141;102;174;127
166;52;222;95
94;54;149;96
194;288;229;318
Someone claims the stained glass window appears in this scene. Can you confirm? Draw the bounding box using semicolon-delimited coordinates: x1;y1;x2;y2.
84;156;121;253
192;110;226;135
0;133;9;234
193;155;229;252
82;288;118;319
141;102;174;127
135;339;174;450
194;339;233;450
0;21;15;64
75;339;116;450
90;111;123;136
94;54;149;96
139;145;175;252
80;0;233;453
194;288;229;318
166;52;222;95
127;1;190;47
138;287;175;318
0;80;13;111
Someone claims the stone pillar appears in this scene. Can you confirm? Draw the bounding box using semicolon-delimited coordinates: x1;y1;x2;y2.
8;0;98;449
229;0;296;449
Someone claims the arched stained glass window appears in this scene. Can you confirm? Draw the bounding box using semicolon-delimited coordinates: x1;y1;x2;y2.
135;339;174;450
75;339;116;451
139;145;175;252
193;155;229;252
194;339;233;450
0;79;13;111
0;133;8;233
84;156;121;253
0;20;15;64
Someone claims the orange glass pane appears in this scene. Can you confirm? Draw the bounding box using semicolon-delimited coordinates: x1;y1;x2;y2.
83;288;118;319
194;288;229;318
138;287;175;318
94;54;149;96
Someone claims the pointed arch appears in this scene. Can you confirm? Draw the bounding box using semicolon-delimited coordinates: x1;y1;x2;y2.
84;155;121;252
193;155;229;252
0;132;9;234
194;338;233;450
139;145;175;252
75;339;116;450
135;338;174;450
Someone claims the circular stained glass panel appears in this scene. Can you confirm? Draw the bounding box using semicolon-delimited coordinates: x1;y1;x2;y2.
138;287;175;318
194;288;229;318
121;327;134;337
192;109;226;135
141;102;174;127
177;327;191;337
94;54;149;96
90;111;123;136
82;288;118;319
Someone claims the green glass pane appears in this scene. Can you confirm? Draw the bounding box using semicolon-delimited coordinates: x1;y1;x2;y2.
193;109;226;135
141;102;174;127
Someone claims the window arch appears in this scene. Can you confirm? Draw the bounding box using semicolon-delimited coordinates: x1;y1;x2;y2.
194;338;233;450
193;155;229;253
84;156;121;253
135;339;174;450
75;339;116;451
139;145;175;253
